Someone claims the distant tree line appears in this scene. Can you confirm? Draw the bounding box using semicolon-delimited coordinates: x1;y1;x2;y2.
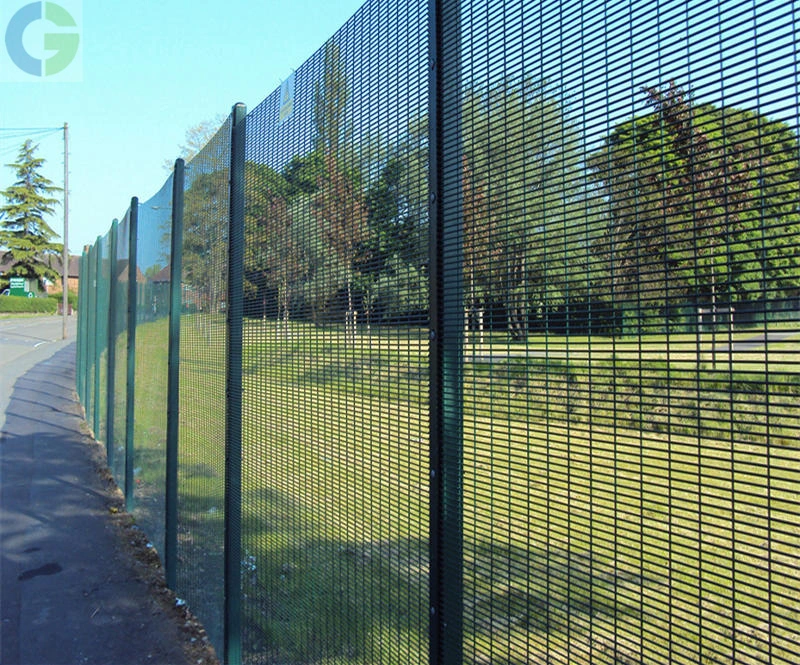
178;43;800;340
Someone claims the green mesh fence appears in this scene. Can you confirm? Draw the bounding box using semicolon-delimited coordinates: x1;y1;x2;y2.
176;117;234;655
132;178;174;557
443;1;800;663
74;1;799;664
94;231;111;444
83;241;96;429
110;217;128;487
241;0;430;660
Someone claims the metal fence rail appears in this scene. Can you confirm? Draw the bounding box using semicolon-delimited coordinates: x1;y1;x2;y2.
76;0;800;663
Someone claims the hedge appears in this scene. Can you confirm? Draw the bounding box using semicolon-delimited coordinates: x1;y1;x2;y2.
0;295;59;313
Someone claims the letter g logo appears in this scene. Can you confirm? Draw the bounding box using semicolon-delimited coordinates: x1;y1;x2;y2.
5;2;79;77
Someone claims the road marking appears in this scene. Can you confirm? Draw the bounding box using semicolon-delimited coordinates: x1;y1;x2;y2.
33;341;49;348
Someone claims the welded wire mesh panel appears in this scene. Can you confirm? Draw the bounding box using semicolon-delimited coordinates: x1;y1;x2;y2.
110;213;130;485
241;0;429;660
177;117;232;655
446;0;800;662
133;177;174;557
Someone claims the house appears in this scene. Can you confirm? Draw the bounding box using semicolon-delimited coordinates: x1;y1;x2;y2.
0;251;80;294
43;254;81;294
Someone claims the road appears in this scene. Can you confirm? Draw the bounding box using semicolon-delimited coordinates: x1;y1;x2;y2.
0;316;77;434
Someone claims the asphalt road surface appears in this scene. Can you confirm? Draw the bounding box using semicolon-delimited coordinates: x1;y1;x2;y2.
0;316;76;435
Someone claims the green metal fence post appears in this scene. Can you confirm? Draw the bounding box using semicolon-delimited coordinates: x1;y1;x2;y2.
224;102;246;665
165;160;185;590
105;221;119;468
89;241;98;428
125;200;139;512
92;237;102;437
77;248;88;403
429;0;463;662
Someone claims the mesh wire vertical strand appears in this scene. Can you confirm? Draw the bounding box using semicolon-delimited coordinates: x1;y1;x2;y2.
241;0;430;661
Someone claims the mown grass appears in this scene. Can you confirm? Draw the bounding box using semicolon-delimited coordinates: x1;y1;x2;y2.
130;317;798;664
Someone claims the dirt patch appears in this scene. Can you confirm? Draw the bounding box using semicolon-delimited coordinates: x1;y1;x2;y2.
87;434;220;665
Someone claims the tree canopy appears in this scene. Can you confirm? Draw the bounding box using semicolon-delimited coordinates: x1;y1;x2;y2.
589;83;800;319
461;79;587;339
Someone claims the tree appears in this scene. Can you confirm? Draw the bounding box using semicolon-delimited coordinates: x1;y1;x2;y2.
312;42;371;340
461;79;586;340
182;167;229;318
589;83;800;327
245;162;308;334
163;116;226;170
363;117;429;326
1;140;62;290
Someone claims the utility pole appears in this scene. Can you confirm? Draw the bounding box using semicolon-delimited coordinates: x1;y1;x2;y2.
62;122;69;340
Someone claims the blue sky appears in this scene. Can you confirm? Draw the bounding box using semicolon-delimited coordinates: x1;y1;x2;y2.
0;0;367;254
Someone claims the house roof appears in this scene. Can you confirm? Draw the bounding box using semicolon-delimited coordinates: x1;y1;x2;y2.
44;254;81;278
151;264;171;283
0;251;80;278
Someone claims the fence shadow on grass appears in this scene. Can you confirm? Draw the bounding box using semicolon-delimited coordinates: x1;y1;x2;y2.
464;538;656;664
240;485;428;663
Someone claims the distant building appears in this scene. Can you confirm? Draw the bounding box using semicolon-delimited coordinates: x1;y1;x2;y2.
0;251;81;294
43;254;81;294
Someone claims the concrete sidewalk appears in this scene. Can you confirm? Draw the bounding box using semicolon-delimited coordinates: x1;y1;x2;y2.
0;338;210;665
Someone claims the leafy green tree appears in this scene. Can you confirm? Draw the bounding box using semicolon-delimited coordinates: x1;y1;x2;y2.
282;151;323;200
312;41;372;339
363;117;429;325
182;168;229;316
462;79;586;340
1;140;62;290
245;162;308;333
163;116;226;170
589;83;800;325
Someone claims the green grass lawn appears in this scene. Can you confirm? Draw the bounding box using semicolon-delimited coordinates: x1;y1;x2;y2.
126;317;798;664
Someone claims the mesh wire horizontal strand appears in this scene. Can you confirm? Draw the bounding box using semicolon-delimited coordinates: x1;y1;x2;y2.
450;0;799;663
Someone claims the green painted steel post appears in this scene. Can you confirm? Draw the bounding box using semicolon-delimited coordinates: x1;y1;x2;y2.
87;242;97;428
105;221;119;469
224;102;246;665
92;237;102;437
429;0;464;662
125;200;139;513
165;160;185;590
77;249;88;403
